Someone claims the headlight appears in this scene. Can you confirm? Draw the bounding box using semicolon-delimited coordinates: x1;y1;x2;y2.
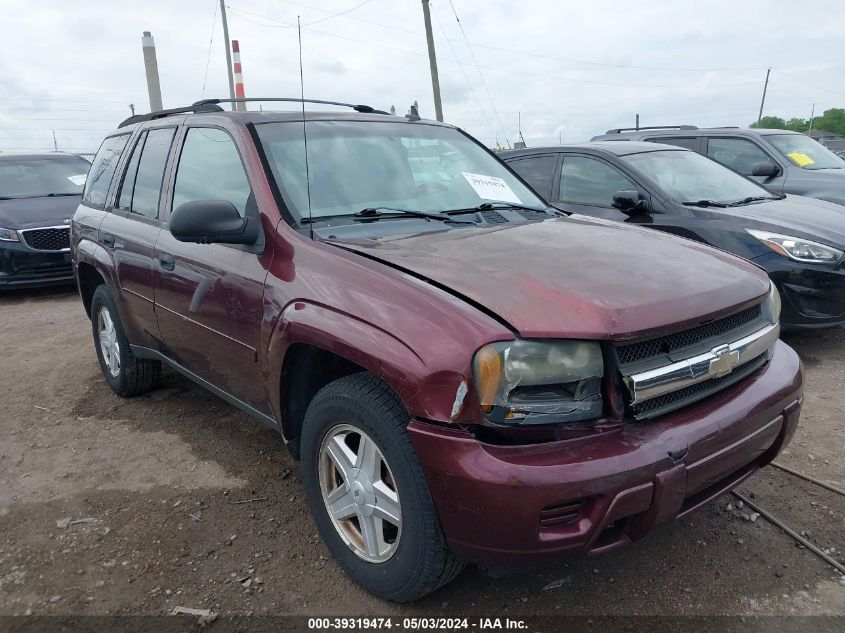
473;339;604;425
747;229;843;265
0;228;19;242
760;281;781;325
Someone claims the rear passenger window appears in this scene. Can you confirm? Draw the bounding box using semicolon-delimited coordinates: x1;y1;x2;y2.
559;156;637;207
649;137;698;150
706;138;772;176
117;128;175;219
507;155;557;200
172;128;252;217
82;134;129;207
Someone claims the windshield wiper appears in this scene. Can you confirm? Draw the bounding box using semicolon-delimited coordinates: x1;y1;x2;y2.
444;201;551;215
44;192;81;197
681;200;730;208
355;207;475;223
300;207;475;225
728;195;781;206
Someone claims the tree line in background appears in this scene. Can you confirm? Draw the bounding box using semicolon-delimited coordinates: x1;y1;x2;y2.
751;108;845;137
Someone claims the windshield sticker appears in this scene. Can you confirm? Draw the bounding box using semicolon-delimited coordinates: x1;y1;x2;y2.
462;172;521;204
786;152;815;168
67;174;87;186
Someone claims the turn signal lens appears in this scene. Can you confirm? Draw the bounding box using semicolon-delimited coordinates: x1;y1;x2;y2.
474;344;502;410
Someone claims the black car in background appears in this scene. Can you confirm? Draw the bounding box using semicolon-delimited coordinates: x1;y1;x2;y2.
0;152;90;288
590;126;845;207
502;142;845;329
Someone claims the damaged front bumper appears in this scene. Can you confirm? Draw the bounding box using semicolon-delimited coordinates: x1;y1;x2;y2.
409;340;803;569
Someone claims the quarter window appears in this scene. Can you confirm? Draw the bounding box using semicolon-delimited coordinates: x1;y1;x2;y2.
172;128;252;217
706;137;773;176
559;156;637;207
82;134;129;207
507;155;557;200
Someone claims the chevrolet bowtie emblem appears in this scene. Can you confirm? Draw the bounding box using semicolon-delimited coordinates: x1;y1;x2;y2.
709;344;740;378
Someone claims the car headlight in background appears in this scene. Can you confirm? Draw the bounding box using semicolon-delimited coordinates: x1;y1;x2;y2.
747;229;843;265
761;281;781;325
473;339;604;425
0;228;19;242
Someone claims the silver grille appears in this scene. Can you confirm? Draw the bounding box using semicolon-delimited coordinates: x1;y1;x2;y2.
616;304;777;420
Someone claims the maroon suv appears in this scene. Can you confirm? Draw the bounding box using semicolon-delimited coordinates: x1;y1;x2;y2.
71;99;803;602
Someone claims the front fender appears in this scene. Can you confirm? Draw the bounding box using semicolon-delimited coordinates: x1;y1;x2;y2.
265;300;472;437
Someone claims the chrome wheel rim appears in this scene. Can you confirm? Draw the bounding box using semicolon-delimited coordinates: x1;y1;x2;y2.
318;424;402;563
97;306;121;378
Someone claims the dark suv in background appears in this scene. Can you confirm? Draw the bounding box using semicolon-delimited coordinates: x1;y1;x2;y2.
71;99;802;601
0;152;90;288
591;126;845;207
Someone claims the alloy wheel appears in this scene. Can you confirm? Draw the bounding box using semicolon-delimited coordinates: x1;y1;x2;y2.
318;424;402;563
97;306;121;378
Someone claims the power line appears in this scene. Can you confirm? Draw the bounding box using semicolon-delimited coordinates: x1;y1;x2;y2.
300;0;372;27
443;0;509;147
201;0;219;96
775;70;845;99
265;0;769;73
430;3;496;143
227;8;765;89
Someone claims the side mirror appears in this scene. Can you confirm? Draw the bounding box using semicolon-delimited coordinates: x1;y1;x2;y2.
752;161;779;178
169;200;258;245
611;190;651;216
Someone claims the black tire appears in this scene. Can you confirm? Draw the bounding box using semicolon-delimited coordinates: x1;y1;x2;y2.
90;284;160;397
301;372;464;602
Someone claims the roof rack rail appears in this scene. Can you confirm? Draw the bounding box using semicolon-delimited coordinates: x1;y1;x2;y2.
192;97;390;115
118;102;224;128
604;125;699;134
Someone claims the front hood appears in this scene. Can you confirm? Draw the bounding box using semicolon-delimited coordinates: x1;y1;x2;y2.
325;217;770;340
721;195;845;247
0;196;80;229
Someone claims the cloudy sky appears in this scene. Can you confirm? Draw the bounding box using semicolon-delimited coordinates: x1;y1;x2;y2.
2;0;844;153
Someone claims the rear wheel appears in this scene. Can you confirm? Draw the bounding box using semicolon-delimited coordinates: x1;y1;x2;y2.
90;285;160;396
301;373;463;602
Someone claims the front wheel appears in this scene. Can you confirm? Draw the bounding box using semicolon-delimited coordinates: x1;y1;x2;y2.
300;373;463;602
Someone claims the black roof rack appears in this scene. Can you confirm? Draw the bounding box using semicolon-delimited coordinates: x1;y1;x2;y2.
604;125;699;134
118;97;390;129
192;97;390;115
118;102;224;128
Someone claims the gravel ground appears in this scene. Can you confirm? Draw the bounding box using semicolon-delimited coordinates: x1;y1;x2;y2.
0;286;843;624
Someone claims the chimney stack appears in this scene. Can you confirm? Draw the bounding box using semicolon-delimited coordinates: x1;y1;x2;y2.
232;40;246;112
141;31;163;112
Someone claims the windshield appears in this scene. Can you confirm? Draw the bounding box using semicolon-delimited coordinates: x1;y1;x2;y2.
0;156;90;199
766;134;844;170
622;149;774;204
255;120;545;220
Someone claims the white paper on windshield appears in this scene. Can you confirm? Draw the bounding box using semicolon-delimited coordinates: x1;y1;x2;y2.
462;172;521;204
67;174;87;186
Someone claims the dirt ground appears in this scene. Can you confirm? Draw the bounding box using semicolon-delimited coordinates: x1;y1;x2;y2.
1;286;843;624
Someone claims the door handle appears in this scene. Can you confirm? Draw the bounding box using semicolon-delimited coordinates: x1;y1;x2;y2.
158;253;175;271
101;232;115;248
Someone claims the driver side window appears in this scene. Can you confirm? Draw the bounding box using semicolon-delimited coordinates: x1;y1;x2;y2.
559;155;636;207
172;127;253;218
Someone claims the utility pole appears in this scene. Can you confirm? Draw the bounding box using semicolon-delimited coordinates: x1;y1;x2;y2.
420;0;443;122
635;113;640;130
220;0;236;111
129;103;135;116
757;67;771;124
52;131;58;152
808;103;816;136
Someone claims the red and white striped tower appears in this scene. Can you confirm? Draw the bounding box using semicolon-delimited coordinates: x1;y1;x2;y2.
232;40;246;111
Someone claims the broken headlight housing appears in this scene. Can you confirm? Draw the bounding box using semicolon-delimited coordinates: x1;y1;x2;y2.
472;339;604;425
